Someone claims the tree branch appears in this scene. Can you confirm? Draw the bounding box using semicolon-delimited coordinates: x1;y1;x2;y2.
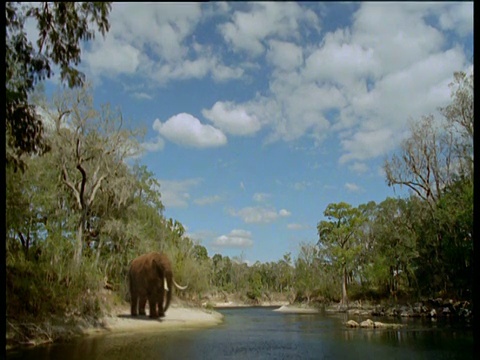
62;162;82;209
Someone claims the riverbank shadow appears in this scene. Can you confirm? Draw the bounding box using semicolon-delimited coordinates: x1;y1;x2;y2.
117;314;165;321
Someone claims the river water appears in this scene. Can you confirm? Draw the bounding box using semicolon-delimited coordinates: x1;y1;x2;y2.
7;307;473;359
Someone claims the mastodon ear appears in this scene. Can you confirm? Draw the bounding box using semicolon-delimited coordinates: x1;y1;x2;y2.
164;277;170;292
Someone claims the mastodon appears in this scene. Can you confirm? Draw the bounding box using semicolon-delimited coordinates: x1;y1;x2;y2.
128;252;187;318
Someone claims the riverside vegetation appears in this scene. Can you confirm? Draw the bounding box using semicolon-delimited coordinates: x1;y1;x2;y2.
6;1;473;351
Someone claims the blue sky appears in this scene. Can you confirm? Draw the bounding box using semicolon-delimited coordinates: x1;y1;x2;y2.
38;2;473;264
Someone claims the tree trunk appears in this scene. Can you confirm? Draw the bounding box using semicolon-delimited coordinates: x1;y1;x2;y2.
74;218;84;266
342;265;348;306
94;236;104;267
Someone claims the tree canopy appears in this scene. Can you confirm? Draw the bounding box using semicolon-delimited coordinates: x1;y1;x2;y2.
6;2;112;170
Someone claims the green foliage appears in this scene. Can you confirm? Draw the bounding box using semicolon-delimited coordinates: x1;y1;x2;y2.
317;202;365;304
6;240;104;321
6;2;111;169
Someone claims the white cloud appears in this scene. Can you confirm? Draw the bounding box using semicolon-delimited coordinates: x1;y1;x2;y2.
153;113;227;148
140;136;165;153
83;36;141;77
158;178;202;208
351;3;446;76
339;128;394;164
303;29;378;87
349;162;368;174
253;193;271;203
108;3;202;62
279;209;291;217
434;2;473;37
345;182;363;193
218;2;319;57
229;206;291;224
293;181;312;191
132;92;153;100
202;101;261;136
78;2;471;166
211;64;245;82
194;195;223;206
82;3;244;87
287;223;311;231
212;229;254;248
337;47;465;164
266;40;304;71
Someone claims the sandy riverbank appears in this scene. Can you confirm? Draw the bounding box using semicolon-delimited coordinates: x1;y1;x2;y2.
211;300;290;308
86;304;224;336
91;303;316;336
273;305;320;313
6;304;224;350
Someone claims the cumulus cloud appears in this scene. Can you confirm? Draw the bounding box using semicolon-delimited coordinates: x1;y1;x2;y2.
157;178;202;208
293;181;312;191
211;64;245;82
212;229;254;248
78;2;471;166
218;2;319;57
287;223;311;230
349;162;369;174
202;101;261;136
108;3;202;62
83;36;141;77
229;206;291;224
266;40;304;71
140;136;165;153
279;209;291;217
194;195;223;206
432;2;473;37
82;3;244;87
345;182;363;193
253;193;271;203
339;128;394;164
153;113;227;148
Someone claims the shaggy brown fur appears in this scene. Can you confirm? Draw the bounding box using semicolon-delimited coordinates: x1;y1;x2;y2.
128;252;176;318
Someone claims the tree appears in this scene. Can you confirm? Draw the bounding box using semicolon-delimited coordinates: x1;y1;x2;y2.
440;70;474;181
384;70;474;208
39;83;142;266
384;69;474;297
371;198;419;298
192;244;209;262
384;115;451;208
317;202;365;306
277;253;294;295
432;178;473;298
294;243;321;304
6;2;111;169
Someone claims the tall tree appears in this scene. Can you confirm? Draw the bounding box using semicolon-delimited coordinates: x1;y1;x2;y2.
440;70;474;181
6;2;111;169
39;83;141;266
384;70;474;208
383;69;474;296
295;243;321;304
371;198;419;297
317;202;365;305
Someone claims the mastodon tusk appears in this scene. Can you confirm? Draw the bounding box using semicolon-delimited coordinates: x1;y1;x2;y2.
164;277;169;292
173;279;188;290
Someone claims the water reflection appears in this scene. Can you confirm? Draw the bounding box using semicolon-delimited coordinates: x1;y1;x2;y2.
7;307;473;360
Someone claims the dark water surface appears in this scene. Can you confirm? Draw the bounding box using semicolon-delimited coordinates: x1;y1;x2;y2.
7;307;473;359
